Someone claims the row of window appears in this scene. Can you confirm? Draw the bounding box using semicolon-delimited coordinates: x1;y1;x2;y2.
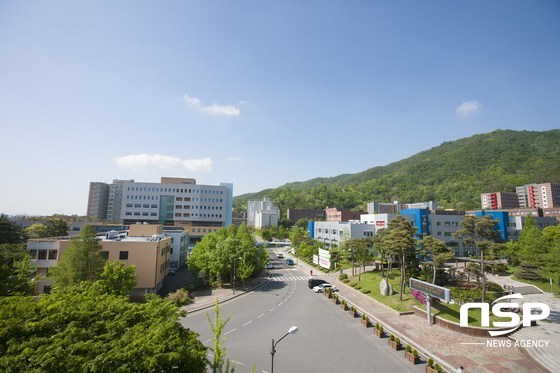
175;205;223;210
125;211;158;216
434;221;460;227
175;213;223;218
126;186;224;194
29;249;58;260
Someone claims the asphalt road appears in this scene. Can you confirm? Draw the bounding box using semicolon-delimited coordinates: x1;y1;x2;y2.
180;252;424;373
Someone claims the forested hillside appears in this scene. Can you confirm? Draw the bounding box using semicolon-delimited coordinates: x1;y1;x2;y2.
233;129;560;213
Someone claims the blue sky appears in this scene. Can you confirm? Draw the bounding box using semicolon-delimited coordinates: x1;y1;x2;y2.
1;1;559;216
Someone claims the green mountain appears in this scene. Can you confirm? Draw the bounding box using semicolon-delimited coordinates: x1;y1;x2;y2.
233;129;560;213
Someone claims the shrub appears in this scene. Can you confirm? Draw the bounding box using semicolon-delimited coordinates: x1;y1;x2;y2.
389;334;395;341
412;349;418;357
342;278;350;283
379;325;384;333
395;337;400;344
349;282;357;287
405;344;412;353
435;364;442;372
166;288;193;306
339;273;348;281
375;322;379;329
361;289;371;294
427;358;434;368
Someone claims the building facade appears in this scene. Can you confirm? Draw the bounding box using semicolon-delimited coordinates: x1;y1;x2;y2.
286;208;326;222
481;192;520;210
517;182;560;209
325;207;364;222
313;221;375;247
27;224;171;297
87;177;233;241
247;198;279;228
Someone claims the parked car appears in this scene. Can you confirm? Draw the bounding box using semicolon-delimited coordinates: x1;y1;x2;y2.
307;278;328;289
265;263;275;269
285;258;294;265
169;268;177;275
313;283;336;293
276;253;284;258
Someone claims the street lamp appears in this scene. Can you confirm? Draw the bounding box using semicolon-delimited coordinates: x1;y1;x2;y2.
270;326;298;373
232;257;242;294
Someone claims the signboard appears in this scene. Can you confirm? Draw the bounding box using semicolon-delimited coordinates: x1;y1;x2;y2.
318;248;331;270
313;254;319;265
409;278;451;302
375;221;385;227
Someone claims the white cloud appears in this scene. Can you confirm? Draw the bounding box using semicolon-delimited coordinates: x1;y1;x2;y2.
226;156;243;162
183;94;240;116
115;154;212;172
456;100;481;116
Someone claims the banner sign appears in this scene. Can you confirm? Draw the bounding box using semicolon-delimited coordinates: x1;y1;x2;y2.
409;278;451;302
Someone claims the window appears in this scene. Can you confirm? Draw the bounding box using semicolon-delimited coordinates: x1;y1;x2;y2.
48;250;57;260
151;204;157;208
119;251;129;260
134;203;141;208
125;211;132;216
126;203;133;208
134;212;140;216
150;212;157;216
143;204;149;208
101;251;109;260
29;249;37;259
142;212;149;216
38;250;47;260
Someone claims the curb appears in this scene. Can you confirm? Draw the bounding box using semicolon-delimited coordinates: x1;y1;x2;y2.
183;275;270;313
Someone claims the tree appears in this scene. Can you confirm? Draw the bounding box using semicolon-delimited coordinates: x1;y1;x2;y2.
0;243;32;296
517;215;549;264
419;236;454;284
0;288;208;372
49;225;105;288
24;223;49;239
343;239;372;280
381;215;417;300
0;214;25;244
206;299;235;373
96;261;137;296
45;218;69;237
372;229;389;279
454;215;500;303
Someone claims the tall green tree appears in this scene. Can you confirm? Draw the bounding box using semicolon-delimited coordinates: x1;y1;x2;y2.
206;300;235;373
49;225;105;288
0;287;207;372
0;214;25;244
381;215;417;300
419;236;454;284
24;223;49;239
0;243;32;296
517;215;549;264
95;261;137;296
454;215;500;302
45;218;69;237
343;238;372;280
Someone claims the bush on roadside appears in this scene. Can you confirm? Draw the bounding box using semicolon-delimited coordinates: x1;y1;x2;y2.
166;288;193;307
339;273;348;281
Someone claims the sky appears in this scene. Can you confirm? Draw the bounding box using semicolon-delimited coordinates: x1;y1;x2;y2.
1;1;559;216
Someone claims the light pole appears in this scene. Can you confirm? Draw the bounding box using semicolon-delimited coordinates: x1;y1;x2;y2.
270;326;298;373
232;257;242;294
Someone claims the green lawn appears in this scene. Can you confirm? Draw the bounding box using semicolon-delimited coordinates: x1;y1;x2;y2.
351;270;511;325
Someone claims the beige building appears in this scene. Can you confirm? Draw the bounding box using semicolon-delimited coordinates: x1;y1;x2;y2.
28;224;171;298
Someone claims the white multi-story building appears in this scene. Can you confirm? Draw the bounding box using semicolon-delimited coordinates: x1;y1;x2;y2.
313;221;375;247
247;198;279;228
88;177;233;241
517;182;560;209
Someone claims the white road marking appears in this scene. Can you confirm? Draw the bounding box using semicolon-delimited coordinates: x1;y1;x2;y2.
257;313;265;318
224;328;236;335
242;320;253;326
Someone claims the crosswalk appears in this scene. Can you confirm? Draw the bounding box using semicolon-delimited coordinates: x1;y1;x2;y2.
269;275;310;282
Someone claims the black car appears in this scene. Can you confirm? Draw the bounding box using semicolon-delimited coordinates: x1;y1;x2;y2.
308;278;328;289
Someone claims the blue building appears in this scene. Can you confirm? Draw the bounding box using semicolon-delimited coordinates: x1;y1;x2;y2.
474;210;509;241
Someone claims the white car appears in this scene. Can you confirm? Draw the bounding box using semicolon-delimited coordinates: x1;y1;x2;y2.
313;283;336;293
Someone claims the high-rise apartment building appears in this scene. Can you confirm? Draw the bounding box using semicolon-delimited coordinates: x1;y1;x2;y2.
87;182;110;221
480;192;519;210
516;182;560;209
